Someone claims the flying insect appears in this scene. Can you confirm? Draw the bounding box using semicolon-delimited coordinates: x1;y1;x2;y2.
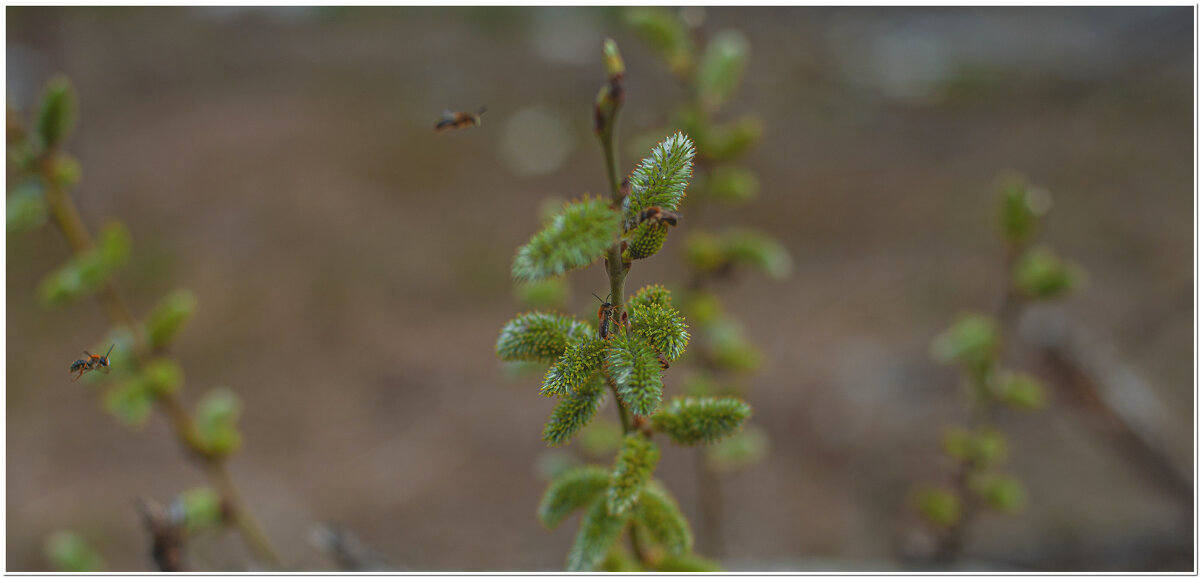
70;343;114;381
434;107;487;134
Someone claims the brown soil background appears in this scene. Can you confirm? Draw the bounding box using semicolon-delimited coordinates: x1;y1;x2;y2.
6;6;1193;571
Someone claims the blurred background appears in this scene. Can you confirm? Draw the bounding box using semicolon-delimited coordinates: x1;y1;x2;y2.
6;6;1193;571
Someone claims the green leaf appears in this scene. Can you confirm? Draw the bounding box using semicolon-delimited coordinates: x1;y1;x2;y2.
653;552;722;572
606;435;660;516
632;480;692;556
625;7;692;77
7;180;48;234
608;334;664;416
706;424;769;472
723;229;792;280
195;387;242;456
96;222;132;269
515;277;569;310
914;487;961;527
697;30;749;110
103;379;154;428
941;426;972;461
179;486;224;533
997;177;1050;246
705;165;759;203
538;465;610;530
970;428;1008;468
513;197;621;283
1013;246;1083;300
37;76;76;149
141;358;183;395
51;154;82;190
543;375;607;446
972;474;1025;513
627;284;673;310
542;336;609;397
994;372;1048;411
943;427;1006;467
567;497;630;571
496;311;592;363
144;289;198;350
38;251;110;307
603;38;625;78
44;531;106;572
628;301;690;362
38;222;134;307
624;132;696;228
930;313;998;373
652;396;751;445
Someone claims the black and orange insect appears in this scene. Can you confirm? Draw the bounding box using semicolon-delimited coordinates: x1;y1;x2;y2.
433;107;486;134
593;293;628;340
636;206;682;227
70;343;113;381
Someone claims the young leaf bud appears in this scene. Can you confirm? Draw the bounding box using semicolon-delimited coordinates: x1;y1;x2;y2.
37;77;77;150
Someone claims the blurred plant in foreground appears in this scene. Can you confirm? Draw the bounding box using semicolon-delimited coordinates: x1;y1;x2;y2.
496;39;750;571
627;6;790;556
44;531;106;572
9;78;279;570
915;176;1084;565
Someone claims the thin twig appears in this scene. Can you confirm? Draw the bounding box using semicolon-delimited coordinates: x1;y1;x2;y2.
934;244;1024;564
38;149;282;568
135;498;186;572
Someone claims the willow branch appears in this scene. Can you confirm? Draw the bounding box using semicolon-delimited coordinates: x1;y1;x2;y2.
38;150;281;568
594;45;650;566
935;243;1027;564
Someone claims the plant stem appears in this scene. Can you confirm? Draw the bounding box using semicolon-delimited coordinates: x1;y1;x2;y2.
206;462;280;567
934;243;1028;565
38;153;282;568
695;449;722;557
597;78;652;568
609;380;632;433
599;111;622;202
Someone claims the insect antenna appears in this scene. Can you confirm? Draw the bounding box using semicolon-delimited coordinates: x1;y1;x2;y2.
103;343;115;359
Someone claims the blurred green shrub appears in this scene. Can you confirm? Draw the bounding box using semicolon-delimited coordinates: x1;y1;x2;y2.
627;7;791;556
10;77;273;569
917;176;1081;561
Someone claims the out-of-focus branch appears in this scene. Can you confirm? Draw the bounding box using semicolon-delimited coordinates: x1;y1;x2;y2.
1022;311;1192;504
135;499;185;572
38;143;281;568
310;525;393;571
